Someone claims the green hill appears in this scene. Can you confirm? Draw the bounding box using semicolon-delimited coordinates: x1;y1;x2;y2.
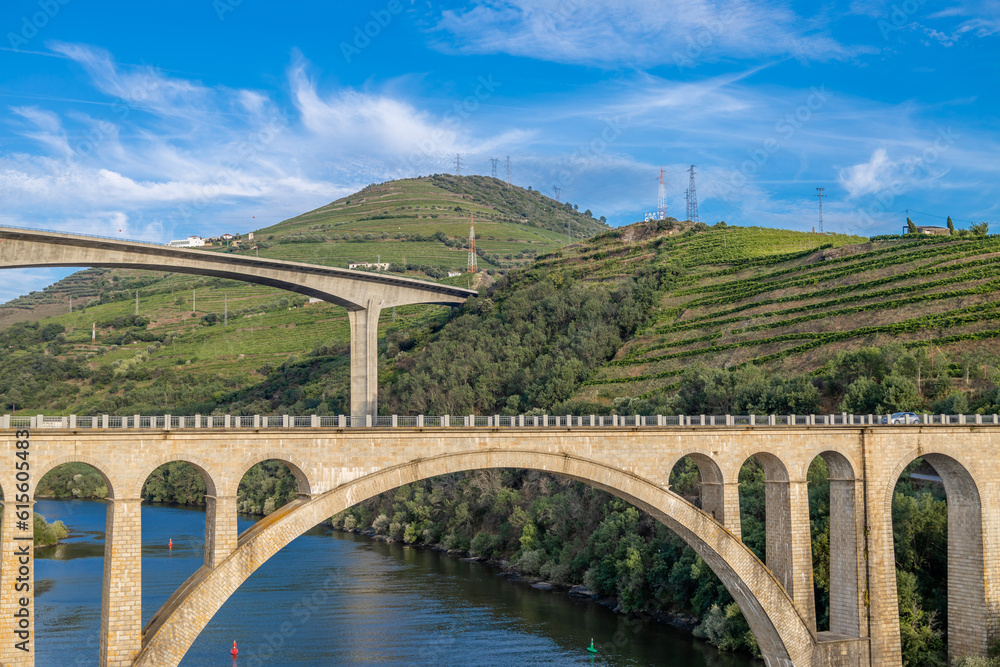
244;174;607;273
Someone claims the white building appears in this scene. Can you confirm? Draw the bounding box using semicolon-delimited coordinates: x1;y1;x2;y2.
348;262;390;271
167;236;206;248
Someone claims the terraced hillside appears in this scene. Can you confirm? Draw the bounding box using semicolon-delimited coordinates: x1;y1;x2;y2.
573;223;999;405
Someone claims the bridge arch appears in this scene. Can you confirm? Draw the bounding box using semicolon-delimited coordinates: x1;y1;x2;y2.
135;450;817;667
737;451;817;632
886;448;986;662
35;455;121;499
668;452;732;527
133;456;220;499
234;455;313;498
809;450;863;637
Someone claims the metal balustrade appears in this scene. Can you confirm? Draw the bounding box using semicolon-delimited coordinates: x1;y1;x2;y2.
2;413;999;430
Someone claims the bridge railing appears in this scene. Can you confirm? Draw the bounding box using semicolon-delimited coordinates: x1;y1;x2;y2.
2;413;1000;430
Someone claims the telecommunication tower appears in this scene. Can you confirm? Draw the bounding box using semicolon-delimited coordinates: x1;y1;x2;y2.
686;165;700;222
505;156;511;185
467;213;477;273
816;188;826;233
490;157;499;178
657;165;668;220
455;154;462;175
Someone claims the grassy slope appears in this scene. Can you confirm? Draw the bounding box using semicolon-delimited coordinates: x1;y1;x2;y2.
250;174;607;271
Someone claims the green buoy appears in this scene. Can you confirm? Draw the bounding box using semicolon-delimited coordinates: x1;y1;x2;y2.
587;639;598;654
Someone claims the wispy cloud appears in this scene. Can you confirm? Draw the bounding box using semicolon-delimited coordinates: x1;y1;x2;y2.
430;0;869;67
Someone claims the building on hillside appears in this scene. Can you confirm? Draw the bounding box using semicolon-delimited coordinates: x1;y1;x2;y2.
220;233;236;241
348;262;390;271
915;226;950;236
167;236;205;248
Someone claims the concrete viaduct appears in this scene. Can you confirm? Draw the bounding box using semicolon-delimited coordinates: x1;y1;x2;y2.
0;420;998;667
0;226;476;417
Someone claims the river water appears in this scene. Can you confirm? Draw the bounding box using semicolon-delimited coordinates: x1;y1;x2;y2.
33;499;758;667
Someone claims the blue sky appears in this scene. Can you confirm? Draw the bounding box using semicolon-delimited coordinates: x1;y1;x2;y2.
0;0;997;299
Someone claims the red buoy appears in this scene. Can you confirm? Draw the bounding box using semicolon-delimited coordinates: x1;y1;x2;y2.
168;538;173;549
231;640;238;657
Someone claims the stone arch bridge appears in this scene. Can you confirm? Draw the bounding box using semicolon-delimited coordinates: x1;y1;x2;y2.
1;419;998;667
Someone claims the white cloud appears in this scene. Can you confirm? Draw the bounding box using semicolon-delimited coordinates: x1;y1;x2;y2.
838;146;953;199
430;0;869;67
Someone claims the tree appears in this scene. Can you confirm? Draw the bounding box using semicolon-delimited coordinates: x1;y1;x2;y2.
971;221;989;237
907;218;918;234
947;216;955;235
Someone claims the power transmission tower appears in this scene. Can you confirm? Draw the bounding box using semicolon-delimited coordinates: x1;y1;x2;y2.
135;290;139;316
657;165;667;220
553;185;562;201
455;154;462;175
505;156;511;185
816;188;826;233
491;157;499;178
686;165;700;222
467;213;477;273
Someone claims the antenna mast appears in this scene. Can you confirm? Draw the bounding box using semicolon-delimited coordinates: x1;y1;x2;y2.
467;213;477;273
816;188;826;233
505;156;511;186
657;165;667;220
686;165;699;222
455;153;462;175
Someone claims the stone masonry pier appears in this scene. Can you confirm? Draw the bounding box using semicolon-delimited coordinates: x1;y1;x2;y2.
0;422;998;666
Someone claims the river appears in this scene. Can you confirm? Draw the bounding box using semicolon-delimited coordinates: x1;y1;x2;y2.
33;499;759;666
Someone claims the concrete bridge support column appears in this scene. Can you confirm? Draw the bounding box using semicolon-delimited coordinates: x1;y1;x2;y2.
204;496;238;569
865;484;904;665
348;300;383;419
722;482;742;538
100;497;142;667
700;481;742;537
766;479;817;632
0;501;34;666
982;480;1000;650
828;477;865;637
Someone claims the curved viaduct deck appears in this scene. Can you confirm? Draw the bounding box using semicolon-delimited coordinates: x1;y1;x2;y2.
2;423;999;667
0;227;476;416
